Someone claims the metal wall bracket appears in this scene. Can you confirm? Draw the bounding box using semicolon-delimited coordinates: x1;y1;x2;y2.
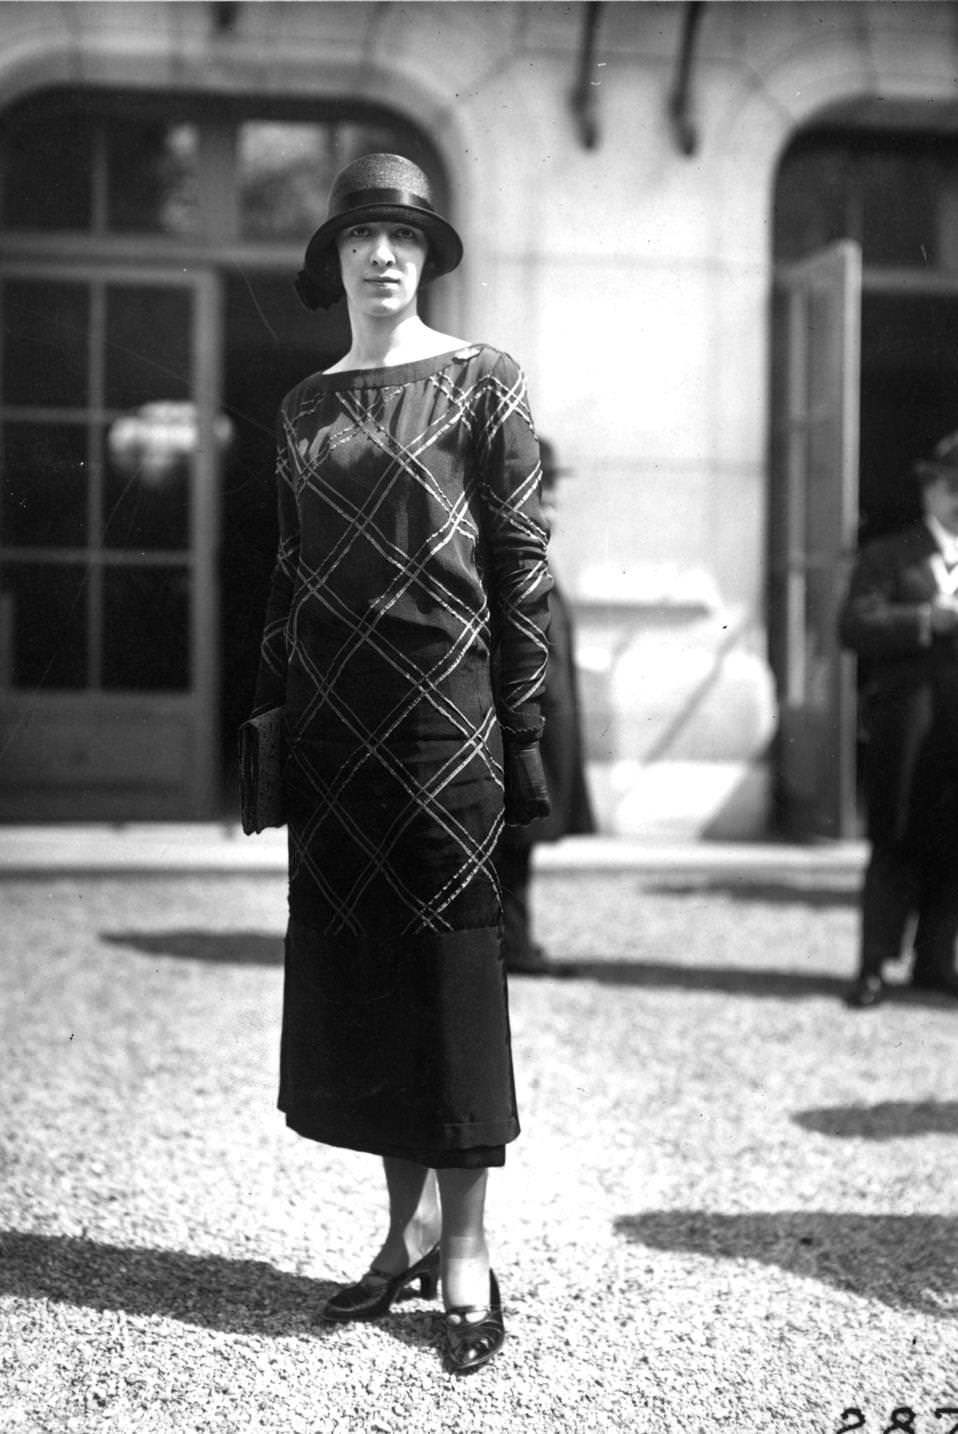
668;0;705;157
571;1;605;150
212;2;240;36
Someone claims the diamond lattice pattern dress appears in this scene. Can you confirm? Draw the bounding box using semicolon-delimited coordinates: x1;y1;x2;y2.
253;345;552;1166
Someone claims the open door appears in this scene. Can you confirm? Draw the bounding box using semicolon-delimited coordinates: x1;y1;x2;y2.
770;240;861;839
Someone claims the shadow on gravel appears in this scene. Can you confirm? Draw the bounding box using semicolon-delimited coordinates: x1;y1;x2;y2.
793;1100;958;1139
643;879;857;908
0;1230;438;1346
102;931;284;965
561;962;958;1003
615;1210;958;1318
566;960;847;998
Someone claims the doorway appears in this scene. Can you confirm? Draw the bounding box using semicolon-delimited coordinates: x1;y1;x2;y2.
859;291;958;546
770;120;958;839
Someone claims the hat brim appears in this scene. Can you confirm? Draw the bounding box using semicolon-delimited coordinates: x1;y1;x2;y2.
300;203;463;308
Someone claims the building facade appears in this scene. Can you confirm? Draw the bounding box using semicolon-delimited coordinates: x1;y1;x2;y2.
1;0;957;836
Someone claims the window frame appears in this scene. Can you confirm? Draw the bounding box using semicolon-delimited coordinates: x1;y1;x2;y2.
0;87;451;253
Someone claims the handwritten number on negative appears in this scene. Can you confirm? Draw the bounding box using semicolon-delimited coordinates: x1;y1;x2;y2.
883;1412;917;1434
837;1412;958;1433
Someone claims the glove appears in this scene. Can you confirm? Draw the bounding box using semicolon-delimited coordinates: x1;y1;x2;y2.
503;739;551;827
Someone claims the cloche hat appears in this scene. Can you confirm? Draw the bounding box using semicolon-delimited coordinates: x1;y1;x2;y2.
294;152;463;311
913;430;958;487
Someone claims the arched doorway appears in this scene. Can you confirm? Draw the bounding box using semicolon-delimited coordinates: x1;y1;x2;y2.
770;116;958;838
0;88;450;820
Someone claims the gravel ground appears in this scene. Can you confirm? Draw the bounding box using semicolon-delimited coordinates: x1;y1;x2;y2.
0;865;956;1434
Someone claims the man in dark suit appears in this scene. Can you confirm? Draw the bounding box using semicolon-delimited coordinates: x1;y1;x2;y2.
495;439;595;976
839;430;958;1008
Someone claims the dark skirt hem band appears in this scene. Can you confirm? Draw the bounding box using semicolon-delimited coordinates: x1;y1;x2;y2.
282;1111;513;1168
279;918;519;1162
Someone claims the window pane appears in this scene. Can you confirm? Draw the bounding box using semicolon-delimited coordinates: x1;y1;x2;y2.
102;565;190;689
2;423;88;547
3;280;90;408
106;118;199;236
238;123;336;239
776;132;958;270
1;561;87;688
104;285;191;408
938;167;958;273
1;106;95;231
861;150;938;267
102;407;191;550
237;119;443;241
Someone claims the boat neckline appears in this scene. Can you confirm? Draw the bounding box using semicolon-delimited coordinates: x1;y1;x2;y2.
312;346;485;388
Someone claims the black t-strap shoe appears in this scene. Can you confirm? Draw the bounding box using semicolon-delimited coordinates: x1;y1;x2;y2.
321;1245;440;1322
444;1271;505;1374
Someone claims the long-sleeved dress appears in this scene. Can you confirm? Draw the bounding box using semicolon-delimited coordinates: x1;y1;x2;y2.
253;344;551;1166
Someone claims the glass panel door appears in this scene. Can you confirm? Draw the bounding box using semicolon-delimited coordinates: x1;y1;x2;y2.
0;267;219;819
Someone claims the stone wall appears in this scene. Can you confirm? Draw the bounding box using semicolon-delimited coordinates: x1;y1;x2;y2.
3;1;958;831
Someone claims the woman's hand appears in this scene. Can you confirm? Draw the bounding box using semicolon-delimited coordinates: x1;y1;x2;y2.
503;740;551;826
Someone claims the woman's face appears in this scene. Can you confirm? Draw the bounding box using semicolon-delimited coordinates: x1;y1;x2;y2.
336;221;429;317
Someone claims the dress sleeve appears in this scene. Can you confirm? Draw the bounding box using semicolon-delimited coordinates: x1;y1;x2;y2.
476;351;553;739
251;406;300;715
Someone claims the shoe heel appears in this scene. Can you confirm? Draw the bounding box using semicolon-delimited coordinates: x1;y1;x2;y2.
404;1246;440;1301
418;1268;439;1300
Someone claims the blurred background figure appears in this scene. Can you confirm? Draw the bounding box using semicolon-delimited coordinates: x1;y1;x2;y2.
495;439;596;977
839;431;958;1009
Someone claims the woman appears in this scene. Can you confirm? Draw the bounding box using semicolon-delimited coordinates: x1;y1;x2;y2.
248;152;552;1373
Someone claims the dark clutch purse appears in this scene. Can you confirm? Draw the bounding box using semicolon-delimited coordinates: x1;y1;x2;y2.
238;707;287;835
